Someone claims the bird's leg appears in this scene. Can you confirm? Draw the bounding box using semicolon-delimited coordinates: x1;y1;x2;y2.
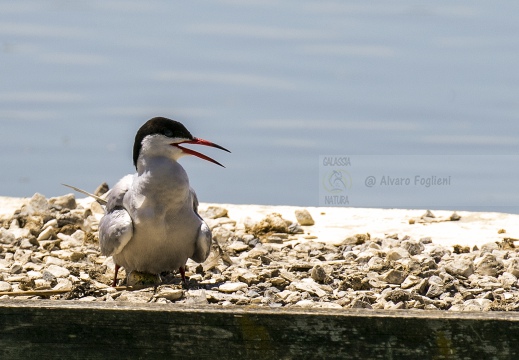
112;264;121;287
179;266;188;287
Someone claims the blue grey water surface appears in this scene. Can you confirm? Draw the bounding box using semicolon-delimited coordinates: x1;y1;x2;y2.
1;1;518;213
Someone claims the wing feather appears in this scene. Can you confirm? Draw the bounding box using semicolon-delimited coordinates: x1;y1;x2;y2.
189;187;212;263
99;175;134;256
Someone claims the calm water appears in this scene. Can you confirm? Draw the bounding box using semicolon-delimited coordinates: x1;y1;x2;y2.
1;1;519;213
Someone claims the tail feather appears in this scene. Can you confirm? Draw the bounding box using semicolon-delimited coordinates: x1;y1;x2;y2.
62;183;108;205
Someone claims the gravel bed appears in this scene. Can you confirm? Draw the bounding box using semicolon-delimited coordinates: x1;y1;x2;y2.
1;192;518;311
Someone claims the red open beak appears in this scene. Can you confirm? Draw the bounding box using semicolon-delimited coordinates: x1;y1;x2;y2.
173;137;230;167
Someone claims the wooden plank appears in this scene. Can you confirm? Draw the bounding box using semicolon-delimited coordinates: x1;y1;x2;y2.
0;300;518;359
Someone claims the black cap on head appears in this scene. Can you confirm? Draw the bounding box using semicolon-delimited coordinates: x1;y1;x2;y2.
133;117;194;167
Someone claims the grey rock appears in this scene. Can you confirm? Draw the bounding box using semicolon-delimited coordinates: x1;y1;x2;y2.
357;249;383;263
428;246;450;262
45;256;65;266
42;270;57;283
294;299;315;308
285;292;302;304
450;212;461;221
241;234;256;244
20;238;37;249
27;270;43;280
272;233;288;239
461;299;492;312
414;255;438;271
422;210;435;218
288;223;304;234
311;265;327;283
116;291;153;303
235;271;259;285
420;237;433;244
474;253;503;277
46;265;70;278
264;236;284;244
295;209;315;226
350;298;373;309
290;278;328;297
380;269;406;285
218;282;248;293
7;220;30;240
53;278;73;291
0;259;10;272
507;258;519;278
344;233;371;246
367;257;386;272
401;240;424;256
401;275;422;289
27;193;49;214
37;226;55;241
184;289;209;305
57;233;83;249
202;206;228;219
426;276;445;298
206;290;249;304
385;301;406;310
227;241;249;252
249;213;289;234
246;247;270;260
475;276;502;291
499;272;517;289
34;279;53;290
155;288;184;301
0;228;16;244
274;290;292;302
480;242;499;253
383;289;412;303
445;256;474;278
49;193;76;210
10;263;23;274
315;302;343;309
0;281;12;292
386;247;410;261
212;226;233;243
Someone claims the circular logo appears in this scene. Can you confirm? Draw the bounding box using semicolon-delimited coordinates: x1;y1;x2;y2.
322;169;351;193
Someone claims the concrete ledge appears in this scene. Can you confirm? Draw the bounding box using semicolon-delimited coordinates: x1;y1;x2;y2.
1;299;518;359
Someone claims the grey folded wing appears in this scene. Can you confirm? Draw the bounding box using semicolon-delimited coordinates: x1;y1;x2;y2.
189;187;212;263
99;206;133;256
190;186;200;214
191;221;212;263
99;174;134;256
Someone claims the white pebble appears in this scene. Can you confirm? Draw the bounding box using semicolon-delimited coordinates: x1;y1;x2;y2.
218;282;248;293
0;281;12;292
27;271;43;280
46;264;70;278
37;226;55;241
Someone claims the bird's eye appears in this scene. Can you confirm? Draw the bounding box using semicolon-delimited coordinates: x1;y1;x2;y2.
163;129;174;137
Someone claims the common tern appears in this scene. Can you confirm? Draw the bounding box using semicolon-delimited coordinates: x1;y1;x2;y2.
98;117;230;286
